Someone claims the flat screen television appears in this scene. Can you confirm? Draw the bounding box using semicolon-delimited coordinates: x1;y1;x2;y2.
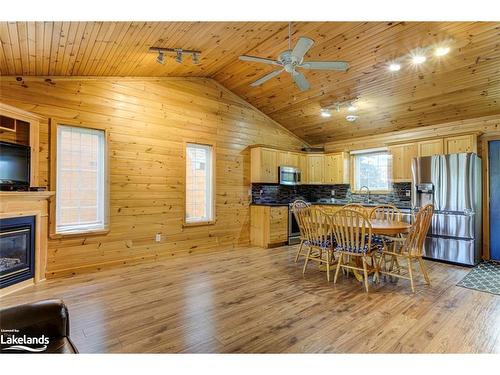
0;141;31;190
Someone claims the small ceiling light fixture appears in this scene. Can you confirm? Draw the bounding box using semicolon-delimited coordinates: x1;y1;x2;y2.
389;63;401;72
347;104;357;112
411;54;427;65
156;51;165;65
435;46;450;57
320;108;332;118
175;50;183;64
192;52;200;65
345;115;358;122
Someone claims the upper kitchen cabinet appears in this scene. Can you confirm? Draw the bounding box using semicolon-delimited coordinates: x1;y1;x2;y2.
299;154;308;184
389;143;418;182
278;151;300;169
251;147;278;183
418;139;444;157
307;154;325;184
324;152;349;184
444;134;477;154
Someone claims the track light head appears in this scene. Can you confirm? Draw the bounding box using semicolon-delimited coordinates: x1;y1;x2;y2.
192;52;200;65
175;50;183;64
156;52;165;65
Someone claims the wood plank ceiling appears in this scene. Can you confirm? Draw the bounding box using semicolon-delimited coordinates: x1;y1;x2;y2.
0;21;499;144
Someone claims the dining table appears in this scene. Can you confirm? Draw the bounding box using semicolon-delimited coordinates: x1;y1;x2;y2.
318;218;412;281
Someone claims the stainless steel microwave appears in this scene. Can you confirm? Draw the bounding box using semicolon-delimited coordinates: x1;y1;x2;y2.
279;166;301;185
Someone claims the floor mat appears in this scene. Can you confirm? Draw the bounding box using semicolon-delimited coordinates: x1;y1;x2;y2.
457;260;500;295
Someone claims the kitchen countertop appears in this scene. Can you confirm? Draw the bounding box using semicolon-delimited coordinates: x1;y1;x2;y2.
251;201;411;210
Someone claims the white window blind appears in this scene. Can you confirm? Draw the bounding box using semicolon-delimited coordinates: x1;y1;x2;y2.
56;125;106;234
185;143;214;223
353;150;391;191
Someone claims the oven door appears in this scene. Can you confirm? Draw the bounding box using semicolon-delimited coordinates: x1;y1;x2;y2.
279;166;301;186
288;206;301;245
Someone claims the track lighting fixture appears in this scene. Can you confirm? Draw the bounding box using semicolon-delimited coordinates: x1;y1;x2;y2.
148;47;201;66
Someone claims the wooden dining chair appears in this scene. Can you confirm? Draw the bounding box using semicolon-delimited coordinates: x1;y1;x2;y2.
369;204;404;251
377;204;434;292
369;205;402;221
301;206;337;282
332;208;379;292
290;199;311;262
343;203;368;216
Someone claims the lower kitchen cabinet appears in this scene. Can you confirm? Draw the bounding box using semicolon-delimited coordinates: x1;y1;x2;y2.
250;205;288;248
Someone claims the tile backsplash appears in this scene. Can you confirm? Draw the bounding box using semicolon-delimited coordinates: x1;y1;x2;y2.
251;182;411;207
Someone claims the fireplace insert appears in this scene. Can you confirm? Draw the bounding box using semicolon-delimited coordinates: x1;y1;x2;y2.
0;215;35;289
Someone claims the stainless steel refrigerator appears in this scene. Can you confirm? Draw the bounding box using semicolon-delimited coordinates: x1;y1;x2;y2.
411;153;482;266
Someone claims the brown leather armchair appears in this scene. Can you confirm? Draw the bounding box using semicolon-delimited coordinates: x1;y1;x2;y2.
0;299;78;353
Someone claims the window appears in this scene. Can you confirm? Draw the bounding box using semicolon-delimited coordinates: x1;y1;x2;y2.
55;125;107;234
352;149;391;191
185;143;214;224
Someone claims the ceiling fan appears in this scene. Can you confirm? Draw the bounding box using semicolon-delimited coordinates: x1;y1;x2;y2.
239;23;349;91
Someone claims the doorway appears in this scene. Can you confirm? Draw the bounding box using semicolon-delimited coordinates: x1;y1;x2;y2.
489;140;500;261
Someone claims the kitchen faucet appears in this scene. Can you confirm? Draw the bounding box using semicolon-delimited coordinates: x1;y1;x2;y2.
359;185;371;204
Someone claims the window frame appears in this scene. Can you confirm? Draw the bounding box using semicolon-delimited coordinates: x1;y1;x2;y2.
350;148;392;194
183;141;216;227
49;119;110;238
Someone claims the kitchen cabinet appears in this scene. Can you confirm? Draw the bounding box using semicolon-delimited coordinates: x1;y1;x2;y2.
278;151;300;169
324;152;349;184
299;154;308;184
251;147;278;183
250;205;288;248
307;154;325;184
444;134;477;154
418;139;444;157
389;143;418;182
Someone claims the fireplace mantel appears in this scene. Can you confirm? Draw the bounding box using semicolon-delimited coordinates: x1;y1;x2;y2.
0;191;55;296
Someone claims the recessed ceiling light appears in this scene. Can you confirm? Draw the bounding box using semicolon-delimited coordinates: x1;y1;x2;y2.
412;55;427;64
320;109;332;118
347;105;357;112
389;63;401;72
345;115;358;122
435;47;450;57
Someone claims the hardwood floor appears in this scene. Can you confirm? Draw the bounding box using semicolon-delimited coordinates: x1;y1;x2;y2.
1;245;499;353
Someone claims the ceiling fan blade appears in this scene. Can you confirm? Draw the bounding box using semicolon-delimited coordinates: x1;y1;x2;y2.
239;55;280;65
291;37;314;61
292;71;310;91
250;69;284;87
299;61;349;71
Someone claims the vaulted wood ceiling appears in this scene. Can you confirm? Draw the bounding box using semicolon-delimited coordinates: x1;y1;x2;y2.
1;22;499;144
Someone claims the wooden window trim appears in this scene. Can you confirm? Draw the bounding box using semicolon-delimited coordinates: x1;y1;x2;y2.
49;119;110;239
182;141;216;228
